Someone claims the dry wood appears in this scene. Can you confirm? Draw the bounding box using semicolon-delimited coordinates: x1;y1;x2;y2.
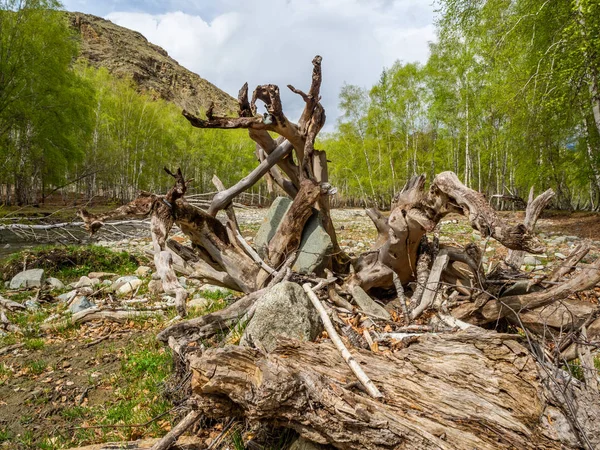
410;250;449;319
302;283;383;398
157;289;266;350
41;308;163;331
188;331;594;449
0;343;24;355
65;436;204;450
0;295;27;311
388;271;410;323
505;187;555;268
453;258;600;326
207;140;293;216
266;179;322;268
149;410;202;450
547;242;590;283
577;325;599;394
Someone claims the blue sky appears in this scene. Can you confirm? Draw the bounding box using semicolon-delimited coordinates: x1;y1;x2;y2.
62;0;436;129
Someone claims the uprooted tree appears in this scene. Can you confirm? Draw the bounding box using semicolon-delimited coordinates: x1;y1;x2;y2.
79;56;600;449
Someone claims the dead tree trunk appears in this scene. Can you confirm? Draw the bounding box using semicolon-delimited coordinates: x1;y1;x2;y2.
188;333;600;450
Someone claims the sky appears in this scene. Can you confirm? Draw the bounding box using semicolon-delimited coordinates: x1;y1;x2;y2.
62;0;437;130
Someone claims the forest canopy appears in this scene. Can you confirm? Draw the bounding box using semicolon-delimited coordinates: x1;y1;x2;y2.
1;0;599;210
323;0;600;210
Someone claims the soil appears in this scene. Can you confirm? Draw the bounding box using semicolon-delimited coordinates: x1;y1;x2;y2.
0;325;155;448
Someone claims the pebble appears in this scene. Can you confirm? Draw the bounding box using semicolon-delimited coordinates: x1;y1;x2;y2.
45;277;65;290
25;300;40;311
134;266;152;277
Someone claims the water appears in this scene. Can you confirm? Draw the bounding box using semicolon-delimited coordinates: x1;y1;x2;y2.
0;221;151;259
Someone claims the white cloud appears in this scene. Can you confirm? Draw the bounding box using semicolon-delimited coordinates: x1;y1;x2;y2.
104;0;436;130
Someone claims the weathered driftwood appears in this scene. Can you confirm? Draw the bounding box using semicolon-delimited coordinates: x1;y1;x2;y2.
65;436;204;450
505;187;555;268
410;250;449;319
41;308;163;331
188;331;599;449
149;410;202;450
453;258;600;326
351;172;544;294
157;289;265;351
0;295;27;311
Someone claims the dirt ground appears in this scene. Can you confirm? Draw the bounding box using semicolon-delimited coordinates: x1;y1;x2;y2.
1;208;599;450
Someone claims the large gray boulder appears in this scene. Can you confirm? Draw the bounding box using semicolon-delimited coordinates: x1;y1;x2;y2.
255;197;293;259
9;269;45;289
241;281;322;352
45;277;65;290
255;196;333;274
292;213;333;274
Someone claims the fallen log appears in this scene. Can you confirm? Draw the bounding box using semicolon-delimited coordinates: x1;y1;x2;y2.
188;331;599;449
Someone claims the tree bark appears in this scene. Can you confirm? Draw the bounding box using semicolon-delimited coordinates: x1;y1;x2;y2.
188;332;598;449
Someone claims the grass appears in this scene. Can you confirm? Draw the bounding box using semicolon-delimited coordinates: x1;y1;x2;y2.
0;244;141;283
26;360;47;375
24;338;45;351
2;334;176;450
0;363;11;383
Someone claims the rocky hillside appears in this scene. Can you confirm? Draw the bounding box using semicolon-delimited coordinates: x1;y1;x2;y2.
68;12;237;115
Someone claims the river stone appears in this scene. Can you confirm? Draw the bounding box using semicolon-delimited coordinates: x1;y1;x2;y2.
45;277;65;290
9;269;45;289
148;279;163;295
57;290;77;303
135;266;152;277
255;197;293;258
69;296;95;314
199;284;227;295
25;299;40;311
75;276;100;288
241;281;322;352
292;213;334;275
88;272;117;279
351;285;391;319
188;297;211;309
554;252;567;260
114;277;142;296
523;256;541;266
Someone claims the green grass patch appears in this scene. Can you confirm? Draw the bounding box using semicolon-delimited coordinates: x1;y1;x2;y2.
199;288;233;301
24;338;45;351
0;245;141;282
78;337;174;442
0;427;13;442
26;360;47;375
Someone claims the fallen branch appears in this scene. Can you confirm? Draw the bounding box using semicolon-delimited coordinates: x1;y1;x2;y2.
41;308;163;331
150;410;202;450
302;282;383;398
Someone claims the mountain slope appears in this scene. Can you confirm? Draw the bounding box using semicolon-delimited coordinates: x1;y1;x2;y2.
68;12;237;115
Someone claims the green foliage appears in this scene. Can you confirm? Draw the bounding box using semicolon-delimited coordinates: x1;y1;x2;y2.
26;360;47;375
24;338;45;350
0;0;95;205
0;245;140;281
323;0;600;209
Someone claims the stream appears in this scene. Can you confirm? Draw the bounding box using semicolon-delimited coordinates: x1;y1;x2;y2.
0;221;152;259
